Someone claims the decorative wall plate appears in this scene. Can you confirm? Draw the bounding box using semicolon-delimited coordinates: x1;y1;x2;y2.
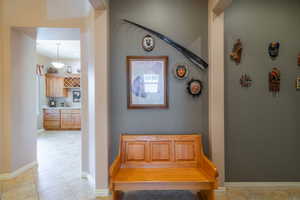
240;74;252;88
142;35;155;52
174;64;189;80
187;79;202;97
269;67;280;93
268;42;280;59
230;39;243;64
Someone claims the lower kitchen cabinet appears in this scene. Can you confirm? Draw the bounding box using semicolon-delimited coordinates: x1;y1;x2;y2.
43;108;81;130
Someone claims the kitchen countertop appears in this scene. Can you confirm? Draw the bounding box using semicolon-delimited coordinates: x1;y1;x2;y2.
43;106;81;110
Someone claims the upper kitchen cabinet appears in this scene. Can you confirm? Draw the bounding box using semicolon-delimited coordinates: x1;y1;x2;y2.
46;74;68;97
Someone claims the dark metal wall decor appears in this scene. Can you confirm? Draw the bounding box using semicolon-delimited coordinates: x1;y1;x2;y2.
240;74;252;88
269;67;280;93
174;64;189;80
187;79;203;97
268;42;280;59
142;35;155;52
230;39;243;64
123;19;208;71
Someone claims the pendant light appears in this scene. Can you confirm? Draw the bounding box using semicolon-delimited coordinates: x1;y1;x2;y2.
52;43;65;69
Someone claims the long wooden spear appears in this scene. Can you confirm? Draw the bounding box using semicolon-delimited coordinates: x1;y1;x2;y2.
123;19;208;71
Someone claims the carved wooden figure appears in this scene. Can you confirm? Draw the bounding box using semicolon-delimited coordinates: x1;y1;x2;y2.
269;68;280;93
230;39;243;64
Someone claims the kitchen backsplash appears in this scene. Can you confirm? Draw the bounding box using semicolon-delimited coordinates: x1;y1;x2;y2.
47;88;81;108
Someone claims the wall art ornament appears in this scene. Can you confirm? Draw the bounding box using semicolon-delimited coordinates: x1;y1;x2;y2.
142;35;155;52
298;54;300;66
187;79;203;97
240;74;252;88
268;42;280;59
174;64;189;80
269;68;280;93
296;77;300;90
123;19;208;70
230;39;243;64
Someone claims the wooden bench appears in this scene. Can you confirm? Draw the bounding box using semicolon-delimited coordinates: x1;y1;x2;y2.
109;134;218;200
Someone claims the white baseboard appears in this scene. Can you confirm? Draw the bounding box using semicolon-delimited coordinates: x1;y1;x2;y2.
225;182;300;187
82;171;110;197
0;161;38;180
81;171;96;188
37;129;45;135
95;189;110;197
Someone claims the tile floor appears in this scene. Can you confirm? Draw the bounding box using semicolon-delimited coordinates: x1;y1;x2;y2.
1;131;300;200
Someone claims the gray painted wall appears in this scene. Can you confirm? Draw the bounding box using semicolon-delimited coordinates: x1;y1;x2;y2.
225;0;300;181
110;0;208;161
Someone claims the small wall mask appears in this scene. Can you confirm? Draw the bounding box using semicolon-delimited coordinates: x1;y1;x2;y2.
269;67;280;93
230;39;243;64
268;42;280;59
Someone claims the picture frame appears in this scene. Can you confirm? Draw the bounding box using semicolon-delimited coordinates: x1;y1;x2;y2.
72;90;81;103
127;56;168;109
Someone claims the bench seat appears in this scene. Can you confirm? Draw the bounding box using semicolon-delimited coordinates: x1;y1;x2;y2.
114;168;213;183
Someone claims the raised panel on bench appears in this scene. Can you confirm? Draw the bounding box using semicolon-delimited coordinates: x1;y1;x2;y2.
126;142;147;162
150;141;171;161
174;141;196;161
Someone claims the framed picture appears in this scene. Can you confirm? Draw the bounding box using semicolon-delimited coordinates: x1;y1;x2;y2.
72;90;81;103
127;56;168;109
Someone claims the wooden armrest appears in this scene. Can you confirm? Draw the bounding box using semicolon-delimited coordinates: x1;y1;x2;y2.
200;155;219;179
110;156;121;178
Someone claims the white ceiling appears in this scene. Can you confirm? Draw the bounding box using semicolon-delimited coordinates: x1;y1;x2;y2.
36;40;80;59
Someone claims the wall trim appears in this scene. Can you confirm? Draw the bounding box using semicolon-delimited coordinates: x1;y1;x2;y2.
0;161;37;180
95;189;110;197
208;0;226;186
225;182;300;187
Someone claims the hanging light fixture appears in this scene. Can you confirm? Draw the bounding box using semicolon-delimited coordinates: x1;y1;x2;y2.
52;43;65;69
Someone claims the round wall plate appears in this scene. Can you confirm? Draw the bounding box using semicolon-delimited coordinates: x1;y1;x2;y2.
187;79;203;97
174;64;189;80
142;35;155;52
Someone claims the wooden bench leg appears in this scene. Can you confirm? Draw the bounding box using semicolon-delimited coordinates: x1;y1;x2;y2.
197;190;215;200
112;190;123;200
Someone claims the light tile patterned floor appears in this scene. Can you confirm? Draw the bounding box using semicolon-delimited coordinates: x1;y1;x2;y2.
1;131;300;200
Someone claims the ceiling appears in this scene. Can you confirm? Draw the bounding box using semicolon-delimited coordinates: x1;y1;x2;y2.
36;40;80;59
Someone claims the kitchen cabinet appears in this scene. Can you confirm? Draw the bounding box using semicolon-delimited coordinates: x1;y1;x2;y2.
43;108;81;130
43;109;61;130
61;109;81;129
46;74;68;97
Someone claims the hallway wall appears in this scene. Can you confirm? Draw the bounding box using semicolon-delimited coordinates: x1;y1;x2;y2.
110;0;209;161
225;0;300;181
10;28;37;171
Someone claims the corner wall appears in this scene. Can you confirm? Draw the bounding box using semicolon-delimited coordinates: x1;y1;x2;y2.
225;0;300;181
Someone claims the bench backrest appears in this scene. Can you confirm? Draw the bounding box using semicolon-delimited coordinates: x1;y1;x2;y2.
119;134;203;168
